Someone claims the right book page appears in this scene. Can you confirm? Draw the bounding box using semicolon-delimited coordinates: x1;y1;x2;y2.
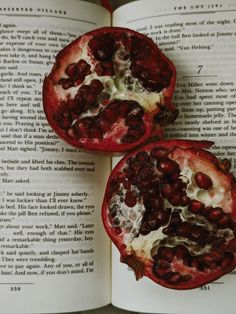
111;0;236;313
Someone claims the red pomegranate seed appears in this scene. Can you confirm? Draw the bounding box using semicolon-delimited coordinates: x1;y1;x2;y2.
53;110;72;130
150;147;169;160
90;79;104;94
88;33;115;60
144;196;163;211
217;213;231;229
164;271;181;284
153;264;170;278
157;157;180;176
157;246;175;262
188;199;204;215
194;172;213;190
95;60;115;76
124;190;137;207
207;207;223;222
65;63;78;77
77;59;91;76
174;244;189;260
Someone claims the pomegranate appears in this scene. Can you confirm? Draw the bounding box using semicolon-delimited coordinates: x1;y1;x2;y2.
43;27;177;153
102;140;236;289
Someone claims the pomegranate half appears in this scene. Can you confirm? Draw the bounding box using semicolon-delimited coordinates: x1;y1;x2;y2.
102;140;236;289
43;27;177;153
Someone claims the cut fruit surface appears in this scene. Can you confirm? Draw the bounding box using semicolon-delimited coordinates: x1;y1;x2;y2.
102;140;236;289
43;27;177;153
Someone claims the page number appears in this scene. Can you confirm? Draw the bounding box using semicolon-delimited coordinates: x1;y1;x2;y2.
197;65;203;74
10;286;21;292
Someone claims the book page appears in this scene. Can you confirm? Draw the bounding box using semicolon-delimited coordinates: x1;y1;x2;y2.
0;0;112;313
111;0;236;313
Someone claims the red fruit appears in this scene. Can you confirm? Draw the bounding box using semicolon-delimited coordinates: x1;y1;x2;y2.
43;27;177;153
102;139;236;289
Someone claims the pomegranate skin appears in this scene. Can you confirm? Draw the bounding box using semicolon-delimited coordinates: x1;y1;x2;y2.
43;27;177;154
102;140;236;289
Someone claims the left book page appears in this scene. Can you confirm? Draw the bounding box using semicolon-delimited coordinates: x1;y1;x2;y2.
0;0;111;313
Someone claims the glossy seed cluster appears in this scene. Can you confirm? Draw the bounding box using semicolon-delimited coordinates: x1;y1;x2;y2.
107;146;236;285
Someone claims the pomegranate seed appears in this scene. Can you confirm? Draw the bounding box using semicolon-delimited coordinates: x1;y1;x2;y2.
88;33;115;60
90;79;104;94
194;172;213;190
65;63;78;77
58;77;75;89
157;157;180;176
188;199;204;215
161;184;172;198
157;246;175;262
168;194;182;206
53;110;72;130
181;195;191;207
164;271;181;284
124;190;137;207
150;147;169;160
155;259;170;269
152;264;170;278
89;125;103;139
122;125;145;143
139;220;151;235
144;196;163;211
174;245;189;259
217;213;231;229
135;151;150;164
77;59;91;76
153;208;170;225
95;60;115;76
207;207;223;222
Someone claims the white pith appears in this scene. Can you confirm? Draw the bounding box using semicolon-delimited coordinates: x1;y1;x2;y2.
109;155;234;261
55;36;163;130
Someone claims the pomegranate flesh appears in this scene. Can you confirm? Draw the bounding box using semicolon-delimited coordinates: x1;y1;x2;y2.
102;140;236;289
43;27;177;153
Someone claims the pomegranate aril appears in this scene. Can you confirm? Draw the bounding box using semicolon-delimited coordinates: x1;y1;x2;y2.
95;60;115;76
90;79;104;94
155;259;170;269
157;157;180;176
122;124;145;143
135;151;150;164
53;110;72;130
65;63;78;77
58;78;75;89
139;220;151;235
150;147;169;160
164;271;181;284
124;190;137;207
153;264;170;278
217;213;231;229
207;207;223;222
89;125;103;139
188;199;204;215
181;196;191;207
144;196;163;211
77;59;91;76
88;33;115;60
194;172;213;190
153;208;171;225
157;246;175;262
174;244;189;260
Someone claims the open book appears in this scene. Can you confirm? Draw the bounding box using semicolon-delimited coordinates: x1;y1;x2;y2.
0;0;236;313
